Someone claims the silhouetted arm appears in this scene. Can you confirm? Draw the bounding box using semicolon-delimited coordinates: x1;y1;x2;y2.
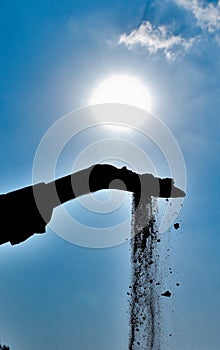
0;164;185;246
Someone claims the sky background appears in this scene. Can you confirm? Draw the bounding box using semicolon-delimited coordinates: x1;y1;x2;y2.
0;0;220;349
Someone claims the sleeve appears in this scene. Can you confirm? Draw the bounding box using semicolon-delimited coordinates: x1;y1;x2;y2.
0;183;53;245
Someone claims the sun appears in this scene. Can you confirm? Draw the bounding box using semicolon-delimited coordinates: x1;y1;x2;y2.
90;75;152;113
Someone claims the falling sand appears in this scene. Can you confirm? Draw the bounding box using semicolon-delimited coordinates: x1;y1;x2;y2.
129;193;161;350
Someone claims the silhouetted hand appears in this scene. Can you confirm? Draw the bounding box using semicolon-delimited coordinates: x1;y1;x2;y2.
89;164;185;198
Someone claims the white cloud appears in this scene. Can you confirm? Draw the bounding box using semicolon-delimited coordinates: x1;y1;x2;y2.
118;21;198;60
174;0;220;32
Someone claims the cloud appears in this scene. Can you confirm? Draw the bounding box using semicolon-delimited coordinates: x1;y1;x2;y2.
118;21;198;60
174;0;220;32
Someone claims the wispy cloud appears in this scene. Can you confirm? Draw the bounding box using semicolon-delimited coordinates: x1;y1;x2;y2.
174;0;220;32
118;21;198;60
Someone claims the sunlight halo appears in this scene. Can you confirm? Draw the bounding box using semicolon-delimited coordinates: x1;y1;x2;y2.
90;75;152;113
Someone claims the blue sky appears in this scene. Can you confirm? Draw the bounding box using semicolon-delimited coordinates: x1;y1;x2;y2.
0;0;220;349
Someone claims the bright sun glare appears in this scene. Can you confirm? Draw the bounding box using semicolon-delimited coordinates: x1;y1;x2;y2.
90;75;152;113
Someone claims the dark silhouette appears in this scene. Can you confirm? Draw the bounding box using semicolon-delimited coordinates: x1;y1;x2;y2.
0;164;185;246
0;344;10;350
